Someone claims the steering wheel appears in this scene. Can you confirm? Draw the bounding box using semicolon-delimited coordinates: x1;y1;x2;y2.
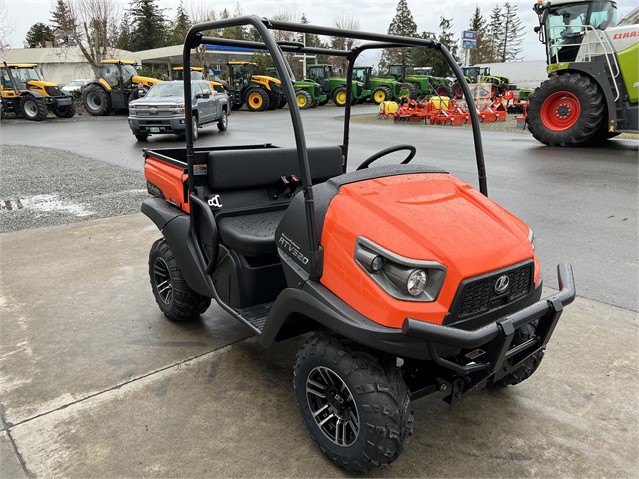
356;145;417;171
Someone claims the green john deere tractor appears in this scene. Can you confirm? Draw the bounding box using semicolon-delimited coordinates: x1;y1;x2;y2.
267;67;328;109
352;66;412;104
306;64;370;106
452;66;512;100
387;64;452;99
526;0;637;146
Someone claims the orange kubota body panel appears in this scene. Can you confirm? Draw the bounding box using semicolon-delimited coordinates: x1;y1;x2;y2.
144;155;540;329
319;173;540;328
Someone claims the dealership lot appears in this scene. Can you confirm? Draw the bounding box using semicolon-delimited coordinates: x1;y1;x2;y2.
1;107;638;477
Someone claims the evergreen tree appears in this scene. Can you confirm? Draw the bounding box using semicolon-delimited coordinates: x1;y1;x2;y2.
379;0;418;71
128;0;168;51
300;13;329;65
486;5;504;62
468;6;492;65
25;22;55;48
50;0;76;47
169;0;191;45
411;31;438;71
431;17;459;76
500;2;524;61
116;13;133;51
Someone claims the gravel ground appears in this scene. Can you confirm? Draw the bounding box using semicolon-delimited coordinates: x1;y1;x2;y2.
0;144;148;233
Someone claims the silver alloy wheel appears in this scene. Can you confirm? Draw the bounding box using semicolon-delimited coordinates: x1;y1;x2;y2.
86;91;101;111
306;366;360;447
23;99;37;118
153;256;173;305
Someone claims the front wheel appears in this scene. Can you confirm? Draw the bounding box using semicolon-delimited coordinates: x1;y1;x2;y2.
149;239;211;321
296;90;312;110
245;88;269;112
372;86;392;104
294;332;413;473
20;96;48;121
488;323;544;388
332;86;348;107
52;102;76;118
527;73;604;147
82;85;111;116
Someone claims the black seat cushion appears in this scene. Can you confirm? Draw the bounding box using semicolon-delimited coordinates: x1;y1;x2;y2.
217;210;286;257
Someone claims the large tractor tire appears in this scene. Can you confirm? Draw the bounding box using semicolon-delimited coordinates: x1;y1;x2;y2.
400;82;418;99
527;73;604;147
231;102;243;111
452;81;464;99
52;102;76;118
435;85;451;97
296;90;312;110
245;88;269;112
372;86;392;104
82;85;112;116
266;93;280;110
294;332;413;473
332;86;348;107
19;95;48;121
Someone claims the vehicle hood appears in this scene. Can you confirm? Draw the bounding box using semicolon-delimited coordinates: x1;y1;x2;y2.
130;95;188;107
132;75;162;88
325;173;533;279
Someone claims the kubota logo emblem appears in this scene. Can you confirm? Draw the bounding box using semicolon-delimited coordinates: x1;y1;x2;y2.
495;275;510;293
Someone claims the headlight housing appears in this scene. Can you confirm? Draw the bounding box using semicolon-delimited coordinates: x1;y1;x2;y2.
528;228;536;251
129;105;137;115
354;237;446;302
172;104;185;115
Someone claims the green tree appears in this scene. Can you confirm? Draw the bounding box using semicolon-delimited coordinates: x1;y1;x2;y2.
169;0;191;45
128;0;168;51
300;13;329;66
500;2;525;61
486;5;504;62
427;17;459;77
25;22;55;48
411;31;438;71
379;0;418;71
116;13;133;51
50;0;76;46
468;6;492;65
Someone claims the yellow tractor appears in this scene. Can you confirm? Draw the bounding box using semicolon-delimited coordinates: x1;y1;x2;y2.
226;61;283;111
81;60;161;116
1;63;75;121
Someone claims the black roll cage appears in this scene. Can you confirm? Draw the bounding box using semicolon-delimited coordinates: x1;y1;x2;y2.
182;16;487;282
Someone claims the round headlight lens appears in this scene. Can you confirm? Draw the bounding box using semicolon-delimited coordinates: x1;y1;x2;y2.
406;269;428;296
371;255;384;272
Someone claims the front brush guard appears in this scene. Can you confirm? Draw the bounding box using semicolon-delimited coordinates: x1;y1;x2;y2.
402;263;575;403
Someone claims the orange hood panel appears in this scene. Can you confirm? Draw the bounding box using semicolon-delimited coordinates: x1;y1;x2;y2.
319;173;537;328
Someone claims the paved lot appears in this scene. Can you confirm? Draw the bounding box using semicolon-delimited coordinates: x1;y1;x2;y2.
0;108;638;477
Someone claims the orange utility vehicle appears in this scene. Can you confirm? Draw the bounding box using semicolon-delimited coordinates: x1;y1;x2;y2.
141;17;576;473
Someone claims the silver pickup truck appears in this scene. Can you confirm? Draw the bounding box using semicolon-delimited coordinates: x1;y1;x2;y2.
128;80;229;141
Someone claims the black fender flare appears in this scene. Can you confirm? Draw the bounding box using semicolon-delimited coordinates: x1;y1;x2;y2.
23;91;45;99
141;198;213;297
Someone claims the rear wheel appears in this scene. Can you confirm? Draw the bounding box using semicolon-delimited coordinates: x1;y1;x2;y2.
452;81;464;99
296;90;312;109
332;86;348;107
400;82;418;99
82;85;111;116
52;102;76;118
294;332;413;473
245;88;269;112
435;85;450;97
19;95;47;121
527;73;604;146
489;323;544;388
217;109;228;131
149;239;211;321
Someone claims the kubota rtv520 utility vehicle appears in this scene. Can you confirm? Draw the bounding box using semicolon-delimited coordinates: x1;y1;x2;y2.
141;16;576;473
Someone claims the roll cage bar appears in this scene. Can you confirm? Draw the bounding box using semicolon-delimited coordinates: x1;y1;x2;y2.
182;16;487;281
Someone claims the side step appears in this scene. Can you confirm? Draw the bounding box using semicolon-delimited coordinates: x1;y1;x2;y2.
235;302;274;334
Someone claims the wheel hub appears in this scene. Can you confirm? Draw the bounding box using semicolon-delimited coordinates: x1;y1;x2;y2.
306;366;360;446
540;90;581;132
153;257;173;304
556;104;570;118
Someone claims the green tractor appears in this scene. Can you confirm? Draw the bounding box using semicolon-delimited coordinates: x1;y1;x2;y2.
527;0;638;146
452;66;511;100
352;66;412;104
306;64;370;106
267;67;328;109
387;64;452;99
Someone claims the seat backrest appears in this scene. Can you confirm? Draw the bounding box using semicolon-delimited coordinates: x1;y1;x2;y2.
208;146;343;191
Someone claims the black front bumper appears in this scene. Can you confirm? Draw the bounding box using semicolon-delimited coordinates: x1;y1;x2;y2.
402;263;575;402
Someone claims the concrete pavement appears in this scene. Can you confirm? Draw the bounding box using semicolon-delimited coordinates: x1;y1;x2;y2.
0;213;637;477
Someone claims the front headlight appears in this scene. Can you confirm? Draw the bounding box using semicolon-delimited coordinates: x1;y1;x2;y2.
528;228;536;251
129;105;137;115
172;104;185;115
355;237;446;302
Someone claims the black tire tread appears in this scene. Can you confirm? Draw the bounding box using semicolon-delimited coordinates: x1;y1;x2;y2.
244;88;269;112
294;331;413;473
52;102;76;118
149;238;210;321
20;96;48;121
527;72;605;147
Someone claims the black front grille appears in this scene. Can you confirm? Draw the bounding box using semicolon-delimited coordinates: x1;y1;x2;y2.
314;85;321;97
45;86;61;96
459;263;532;318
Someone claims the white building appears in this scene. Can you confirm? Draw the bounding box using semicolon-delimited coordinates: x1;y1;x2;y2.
475;60;549;89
